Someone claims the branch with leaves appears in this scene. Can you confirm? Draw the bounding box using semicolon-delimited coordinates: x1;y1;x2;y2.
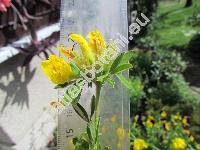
41;29;133;149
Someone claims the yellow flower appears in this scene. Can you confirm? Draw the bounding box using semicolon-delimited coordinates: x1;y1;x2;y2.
133;138;148;150
161;111;167;118
66;139;75;149
146;115;154;128
110;115;117;123
173;122;178;126
69;33;95;64
189;136;194;142
183;129;190;135
154;122;159;127
117;142;122;150
146;120;153;128
172;114;182;121
171;138;187;150
41;55;74;84
182;117;188;126
172;114;182;126
116;127;124;140
87;29;106;55
164;122;171;131
101;124;107;134
58;45;75;59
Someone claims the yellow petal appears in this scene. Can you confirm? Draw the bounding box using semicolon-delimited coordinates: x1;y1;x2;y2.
69;34;95;64
41;55;74;84
171;138;187;150
87;29;106;55
58;45;75;59
133;138;148;150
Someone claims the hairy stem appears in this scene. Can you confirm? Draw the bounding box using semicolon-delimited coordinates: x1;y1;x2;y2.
94;82;102;146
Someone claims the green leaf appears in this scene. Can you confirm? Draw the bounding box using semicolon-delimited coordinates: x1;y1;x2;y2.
63;84;83;104
110;53;124;73
54;80;75;89
107;78;115;88
90;95;96;119
111;63;133;74
70;63;80;76
86;125;93;142
72;103;89;122
95;117;100;143
116;73;133;90
110;51;134;73
120;50;135;64
97;73;109;82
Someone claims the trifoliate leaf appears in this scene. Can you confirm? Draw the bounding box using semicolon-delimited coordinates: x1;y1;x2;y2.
111;63;133;74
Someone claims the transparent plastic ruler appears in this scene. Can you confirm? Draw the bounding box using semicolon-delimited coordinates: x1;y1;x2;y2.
58;0;129;149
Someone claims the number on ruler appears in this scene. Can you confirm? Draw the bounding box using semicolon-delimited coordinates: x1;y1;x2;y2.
66;128;74;138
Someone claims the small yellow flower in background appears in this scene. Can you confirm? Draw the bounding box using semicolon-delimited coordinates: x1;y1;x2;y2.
172;113;182;126
154;122;159;127
101;124;107;134
183;129;190;135
66;139;75;150
41;55;74;84
164;122;171;131
161;111;167;118
133;138;148;150
110;115;117;123
117;142;122;150
172;122;178;126
87;29;106;56
171;138;187;150
172;113;182;121
116;127;124;140
146;115;154;128
148;115;154;120
189;135;194;142
182;116;188;126
146;119;153;128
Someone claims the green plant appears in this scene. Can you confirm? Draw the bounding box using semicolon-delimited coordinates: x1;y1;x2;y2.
129;49;200;141
130;49;187;102
130;112;200;150
129;49;200;107
41;29;134;149
136;0;200;50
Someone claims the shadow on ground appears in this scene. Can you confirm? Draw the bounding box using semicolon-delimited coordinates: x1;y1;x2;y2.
0;126;15;148
0;54;36;112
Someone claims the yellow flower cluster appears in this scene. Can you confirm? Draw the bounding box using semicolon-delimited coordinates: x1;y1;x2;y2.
131;111;200;150
41;29;106;84
146;115;154;128
133;138;148;150
139;111;190;131
171;138;187;150
116;127;124;140
41;55;74;84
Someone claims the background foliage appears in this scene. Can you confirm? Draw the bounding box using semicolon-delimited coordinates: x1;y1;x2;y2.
129;0;200;148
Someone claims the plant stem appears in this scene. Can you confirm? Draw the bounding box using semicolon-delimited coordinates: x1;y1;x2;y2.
94;82;102;147
95;82;102;114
